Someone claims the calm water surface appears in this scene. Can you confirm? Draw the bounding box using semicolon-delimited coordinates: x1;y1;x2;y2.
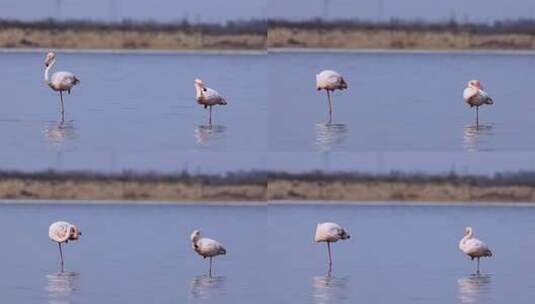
0;51;267;172
269;51;535;152
268;203;535;304
0;203;267;304
1;202;534;303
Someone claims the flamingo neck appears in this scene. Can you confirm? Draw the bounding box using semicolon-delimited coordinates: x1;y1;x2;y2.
44;59;55;84
461;230;473;245
195;84;204;100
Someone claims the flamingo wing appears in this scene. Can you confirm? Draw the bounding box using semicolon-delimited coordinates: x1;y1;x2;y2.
464;238;492;256
463;87;478;101
204;87;226;104
197;238;226;256
51;71;79;90
49;221;71;243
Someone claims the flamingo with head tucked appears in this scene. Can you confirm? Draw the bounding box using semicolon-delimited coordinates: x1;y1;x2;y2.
463;80;493;126
314;222;350;275
194;79;227;126
191;229;227;277
459;227;493;274
316;70;348;122
44;52;80;121
48;221;82;272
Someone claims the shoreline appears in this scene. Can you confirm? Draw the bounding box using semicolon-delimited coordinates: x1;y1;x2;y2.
2;25;535;51
0;47;266;55
3;171;535;203
3;47;535;56
268;27;535;50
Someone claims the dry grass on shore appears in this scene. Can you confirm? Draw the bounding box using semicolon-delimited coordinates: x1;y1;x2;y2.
268;28;535;50
2;170;535;203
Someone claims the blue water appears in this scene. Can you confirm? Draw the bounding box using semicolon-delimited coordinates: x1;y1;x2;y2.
268;51;535;152
0;203;267;304
0;51;267;173
1;202;534;303
2;50;535;174
268;203;535;304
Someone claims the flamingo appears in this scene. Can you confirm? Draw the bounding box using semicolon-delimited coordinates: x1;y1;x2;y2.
463;80;493;126
48;221;82;272
316;70;348;122
191;230;227;277
459;227;493;274
194;79;227;126
314;222;350;275
44;51;80;121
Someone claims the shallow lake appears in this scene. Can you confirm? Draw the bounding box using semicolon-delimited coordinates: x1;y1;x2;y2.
1;202;534;303
269;51;535;153
0;51;267;173
268;203;535;304
2;50;535;174
0;203;267;304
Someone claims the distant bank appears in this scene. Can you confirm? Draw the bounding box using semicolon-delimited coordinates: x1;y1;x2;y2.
268;19;535;50
2;170;535;203
0;19;266;50
2;19;535;51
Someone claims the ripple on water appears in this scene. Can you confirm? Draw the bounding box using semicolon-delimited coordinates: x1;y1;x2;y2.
46;272;80;304
189;275;226;302
194;124;226;146
312;276;349;304
457;274;492;304
314;123;348;152
463;124;494;152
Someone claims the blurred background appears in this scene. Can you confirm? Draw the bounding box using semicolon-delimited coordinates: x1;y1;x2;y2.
0;0;266;22
269;0;535;22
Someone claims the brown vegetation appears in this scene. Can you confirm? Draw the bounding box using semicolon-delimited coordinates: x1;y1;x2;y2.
268;28;535;50
2;170;535;203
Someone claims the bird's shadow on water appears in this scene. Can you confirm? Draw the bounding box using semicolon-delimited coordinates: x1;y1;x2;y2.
45;272;80;304
312;275;349;304
189;275;226;302
463;124;494;152
457;274;492;304
314;122;348;152
43;120;78;148
194;124;226;146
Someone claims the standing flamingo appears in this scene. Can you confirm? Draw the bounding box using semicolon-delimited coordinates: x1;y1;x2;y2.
191;230;227;277
316;70;348;122
44;51;80;122
314;222;350;275
48;221;82;272
463;80;493;127
459;227;493;274
194;79;227;126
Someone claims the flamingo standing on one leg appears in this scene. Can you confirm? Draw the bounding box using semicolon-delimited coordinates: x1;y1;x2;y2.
459;227;493;274
314;222;350;275
48;221;82;272
194;79;227;126
316;70;348;122
44;52;80;122
463;80;493;127
191;230;227;277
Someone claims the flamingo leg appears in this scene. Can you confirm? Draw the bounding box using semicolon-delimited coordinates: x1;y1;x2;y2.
59;91;65;122
476;257;480;274
209;106;213;126
327;90;333;123
58;242;64;273
475;106;479;127
209;256;213;277
327;241;333;276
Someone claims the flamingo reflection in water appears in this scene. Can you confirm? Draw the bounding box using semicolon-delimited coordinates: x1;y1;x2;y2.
46;272;80;304
458;274;492;304
312;276;349;304
189;275;226;302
